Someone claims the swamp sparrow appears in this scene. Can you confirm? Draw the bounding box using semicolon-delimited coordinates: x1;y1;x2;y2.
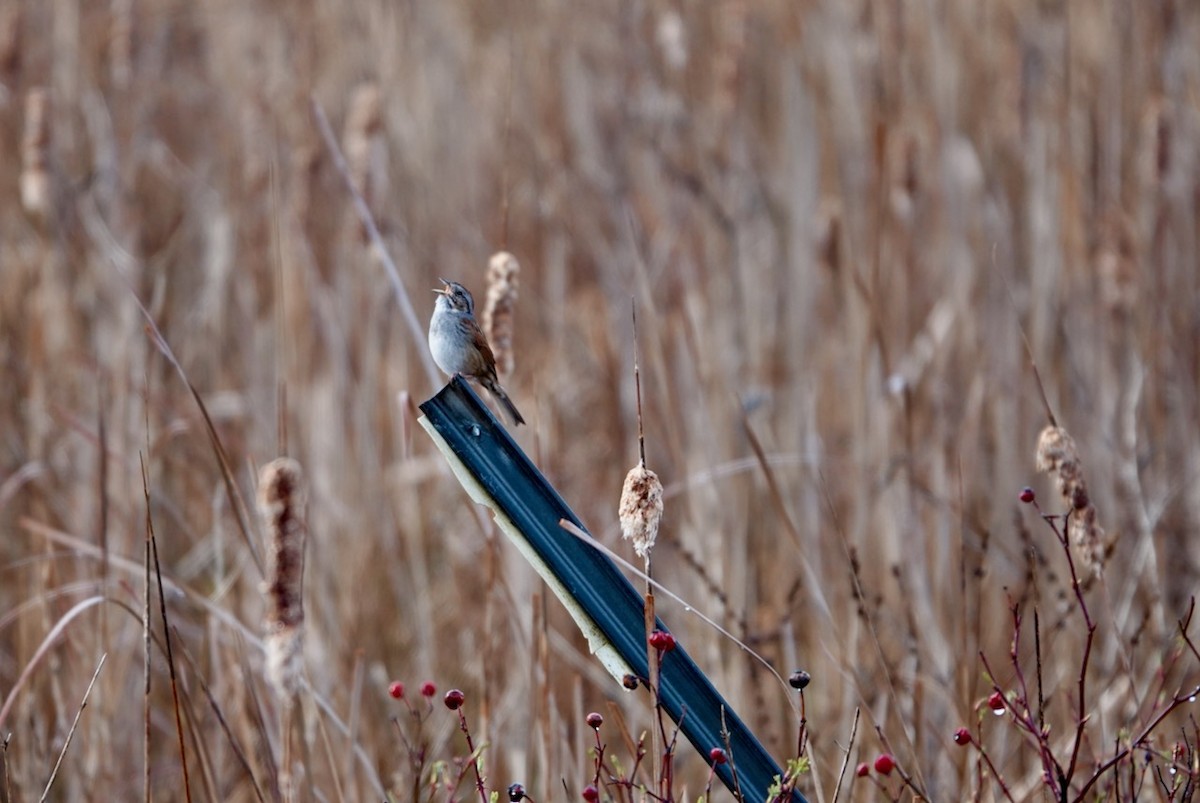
428;279;526;426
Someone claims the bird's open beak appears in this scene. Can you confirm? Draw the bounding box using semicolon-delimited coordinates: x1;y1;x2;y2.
433;278;453;294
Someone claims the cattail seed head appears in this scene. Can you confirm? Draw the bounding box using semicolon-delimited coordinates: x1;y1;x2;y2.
483;251;519;380
1036;425;1107;578
619;461;663;560
258;458;308;698
20;87;51;220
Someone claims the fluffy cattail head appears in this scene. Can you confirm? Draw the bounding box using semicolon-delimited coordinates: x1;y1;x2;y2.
258;458;308;698
1036;425;1107;578
20;87;51;220
482;251;519;380
619;461;663;561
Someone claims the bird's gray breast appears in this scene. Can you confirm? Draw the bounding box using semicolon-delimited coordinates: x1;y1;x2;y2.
429;307;469;376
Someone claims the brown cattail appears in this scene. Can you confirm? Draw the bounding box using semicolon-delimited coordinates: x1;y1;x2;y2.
619;461;663;563
343;82;383;240
817;200;842;274
20;87;51;220
482;251;519;380
654;9;687;72
0;4;22;76
258;458;307;698
712;0;747;125
1095;212;1137;319
109;0;133;88
1035;425;1106;578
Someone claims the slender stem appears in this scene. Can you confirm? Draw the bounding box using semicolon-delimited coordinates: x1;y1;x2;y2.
456;709;488;803
1075;683;1200;800
40;654;107;802
631;299;645;467
830;707;860;803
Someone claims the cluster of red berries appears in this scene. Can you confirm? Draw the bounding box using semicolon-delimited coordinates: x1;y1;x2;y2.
856;753;897;777
387;680;440;700
648;629;676;651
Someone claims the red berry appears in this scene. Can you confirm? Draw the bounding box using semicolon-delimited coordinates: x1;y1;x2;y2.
586;712;603;730
1019;487;1036;504
582;785;599;801
648;630;676;652
987;691;1005;713
444;689;465;710
953;728;971;746
709;747;728;765
873;753;896;775
420;681;437;698
388;681;405;699
855;762;870;777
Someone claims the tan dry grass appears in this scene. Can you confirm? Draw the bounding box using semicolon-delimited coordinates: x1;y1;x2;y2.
0;1;1198;800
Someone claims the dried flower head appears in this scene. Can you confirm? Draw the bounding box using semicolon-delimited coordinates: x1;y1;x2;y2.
1036;425;1107;578
1095;213;1137;319
20;87;51;220
258;458;308;698
343;82;384;240
483;251;519;380
619;461;663;560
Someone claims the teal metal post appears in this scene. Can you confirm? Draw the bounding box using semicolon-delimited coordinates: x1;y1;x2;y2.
420;377;805;803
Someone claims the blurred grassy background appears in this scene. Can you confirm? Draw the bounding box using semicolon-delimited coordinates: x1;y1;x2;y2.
1;0;1198;800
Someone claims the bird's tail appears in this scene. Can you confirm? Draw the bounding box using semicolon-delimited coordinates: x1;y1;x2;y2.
483;379;525;427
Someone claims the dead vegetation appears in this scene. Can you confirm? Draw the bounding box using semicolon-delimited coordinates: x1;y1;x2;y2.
0;1;1198;800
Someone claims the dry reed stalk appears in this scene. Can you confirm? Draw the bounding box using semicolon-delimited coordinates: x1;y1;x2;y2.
40;653;107;802
258;458;308;699
482;251;519;380
20;88;51;221
1035;425;1107;578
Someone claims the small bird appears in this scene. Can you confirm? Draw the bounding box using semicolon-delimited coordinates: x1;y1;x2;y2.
429;279;526;426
